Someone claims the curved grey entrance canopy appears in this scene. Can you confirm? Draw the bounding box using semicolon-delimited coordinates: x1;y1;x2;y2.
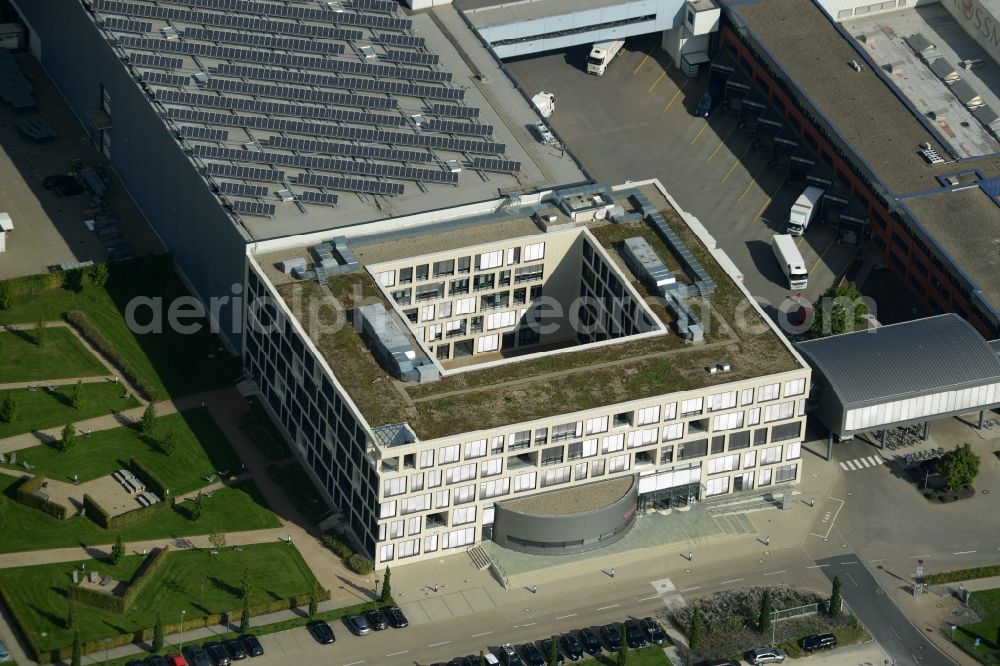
795;314;1000;436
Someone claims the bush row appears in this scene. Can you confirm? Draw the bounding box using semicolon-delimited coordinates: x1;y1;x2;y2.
68;581;125;614
0;581;46;661
0;271;74;308
320;530;372;574
15;476;67;520
924;564;1000;585
129;457;168;497
63;310;159;401
82;490;173;531
121;546;170;609
81;493;112;529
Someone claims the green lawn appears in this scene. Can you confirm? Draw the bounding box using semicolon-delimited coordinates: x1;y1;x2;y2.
0;543;319;653
580;646;671;665
0;257;241;398
952;588;1000;664
0;382;138;439
0;328;106;383
267;461;328;524
1;409;242;494
0;475;279;554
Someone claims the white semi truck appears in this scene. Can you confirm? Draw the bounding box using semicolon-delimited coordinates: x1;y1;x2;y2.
531;91;556;118
786;186;824;236
772;234;808;290
587;40;625;76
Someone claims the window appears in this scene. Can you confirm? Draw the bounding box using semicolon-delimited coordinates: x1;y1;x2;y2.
775;463;798;483
399;267;413;284
455;297;476;314
101;130;112;159
419;450;434;469
764;401;795;423
404;308;418;323
389;520;404;539
637;405;660;425
507;246;521;265
487;311;516;330
728;430;751;450
613;411;633;428
514;472;536;492
772;421;802;442
410;472;424;492
759;468;772;486
706;477;730;496
711;435;725;454
433;259;455;277
581;439;598;457
379;544;394;563
585;416;609;435
708;391;737;411
401;494;430;514
524;242;545;261
439;445;460;465
575;462;588;480
541;466;571;487
747;408;761;426
601;433;625;454
759;383;780;402
664;402;677;420
379;500;397;518
473;274;495;292
477;334;500;353
741;388;755;405
480;477;510;499
510;430;531;450
514;264;544;283
591;459;606;477
424;534;438;553
681;397;703;416
442;527;475;550
457;256;471;274
712;412;744;432
464;439;487;459
678;439;708;460
760;445;782;465
491;436;505;454
407;516;422;535
446;463;477;484
662;423;684;441
439;301;452;319
743;449;757;468
384;477;407;497
608;454;630;473
784;378;806;397
482;458;502;477
786;442;801;460
552;421;581;442
416;283;443;301
476;250;503;270
428;324;443;341
434;489;450;508
376;270;396;287
452;506;477;525
708;454;740;474
398;538;419;559
420;304;436;322
450;278;470;296
754;429;768;445
627;428;658;448
427;468;442;488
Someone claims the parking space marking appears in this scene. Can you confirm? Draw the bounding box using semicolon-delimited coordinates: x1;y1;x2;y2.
595;603;620;611
637;595;660;602
648;70;666;93
754;197;772;221
763;570;787;576
342;661;365;666
690;119;710;144
809;497;845;539
428;641;451;647
662;79;688;112
555;613;577;620
954;550;977;555
632;45;657;75
706;123;739;163
720;578;744;584
471;631;493;638
721;142;753;183
737;158;770;201
385;651;408;657
810;237;837;273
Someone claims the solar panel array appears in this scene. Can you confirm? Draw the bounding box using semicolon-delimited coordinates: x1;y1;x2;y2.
93;0;522;218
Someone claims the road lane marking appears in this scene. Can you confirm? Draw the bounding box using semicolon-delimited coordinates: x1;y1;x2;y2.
840;561;859;565
806;564;829;568
343;662;365;666
632;45;657;75
637;595;660;602
520;622;537;627
662;79;688;112
679;586;702;592
428;641;451;647
690;120;710;144
595;604;621;611
648;70;666;93
763;570;786;576
471;631;493;638
385;651;408;657
868;558;888;563
846;572;859;586
910;554;932;558
954;550;977;555
555;614;578;620
720;578;744;584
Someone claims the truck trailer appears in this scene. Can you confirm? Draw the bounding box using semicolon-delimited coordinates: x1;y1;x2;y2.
786;186;824;236
772;234;808;290
587;40;625;76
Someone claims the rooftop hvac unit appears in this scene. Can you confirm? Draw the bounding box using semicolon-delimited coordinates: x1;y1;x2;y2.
276;189;294;202
192;71;209;85
919;143;945;165
162;26;179;40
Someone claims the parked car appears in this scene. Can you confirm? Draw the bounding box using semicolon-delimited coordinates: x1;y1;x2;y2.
165;655;186;666
600;624;622;652
203;642;230;666
800;633;837;652
0;638;10;663
483;653;500;666
578;628;601;655
365;608;389;630
223;638;247;660
306;620;336;644
695;660;739;666
559;632;584;661
146;656;168;666
182;645;211;666
344;614;372;636
519;643;545;666
624;620;647;649
385;605;409;628
539;639;565;665
239;635;263;657
746;646;786;664
497;643;523;666
126;660;145;666
641;617;667;645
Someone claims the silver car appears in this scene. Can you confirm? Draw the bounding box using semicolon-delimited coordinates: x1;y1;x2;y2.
0;637;10;663
747;647;786;664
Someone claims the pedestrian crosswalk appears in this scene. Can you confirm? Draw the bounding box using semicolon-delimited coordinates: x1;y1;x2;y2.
839;455;885;471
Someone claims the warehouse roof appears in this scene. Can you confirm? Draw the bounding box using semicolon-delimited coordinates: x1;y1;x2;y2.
795;314;1000;408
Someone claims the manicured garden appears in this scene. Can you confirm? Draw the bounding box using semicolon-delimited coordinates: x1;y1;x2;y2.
951;587;1000;664
0;382;138;439
1;409;242;494
0;543;321;655
579;646;671;665
0;327;106;383
0;475;279;553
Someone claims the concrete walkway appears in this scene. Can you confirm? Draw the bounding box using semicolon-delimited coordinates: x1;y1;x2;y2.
0;375;118;392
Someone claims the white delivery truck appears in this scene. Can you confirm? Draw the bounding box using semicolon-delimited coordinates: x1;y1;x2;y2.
531;91;556;118
587;39;625;76
772;234;808;290
786;186;824;236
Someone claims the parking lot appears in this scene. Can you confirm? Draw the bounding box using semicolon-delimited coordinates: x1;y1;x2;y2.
505;36;857;325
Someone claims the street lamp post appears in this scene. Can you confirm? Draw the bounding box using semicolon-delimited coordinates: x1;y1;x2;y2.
179;610;186;650
374;577;380;598
104;638;110;666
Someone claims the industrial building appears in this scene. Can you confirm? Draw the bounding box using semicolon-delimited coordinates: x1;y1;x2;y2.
243;180;811;566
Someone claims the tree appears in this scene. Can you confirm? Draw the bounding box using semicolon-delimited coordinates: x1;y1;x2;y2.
936;443;981;490
758;589;773;634
617;633;630;666
72;380;86;410
71;630;81;666
110;533;125;564
479;650;486;666
66;601;77;630
548;636;559;666
380;566;392;603
241;566;253;600
34;318;45;347
139;402;158;434
208;527;226;551
810;282;869;337
188;492;204;521
153;613;164;653
0;283;13;310
90;262;110;289
159;428;178;456
60;423;77;453
689;605;703;651
240;597;251;633
308;585;318;618
829;576;842;618
0;392;18;424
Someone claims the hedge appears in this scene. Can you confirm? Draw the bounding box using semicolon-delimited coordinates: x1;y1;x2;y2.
0;271;74;307
63;310;159;401
121;546;170;608
14;476;68;521
82;493;111;529
0;581;45;661
67;581;125;614
923;564;1000;585
128;457;168;497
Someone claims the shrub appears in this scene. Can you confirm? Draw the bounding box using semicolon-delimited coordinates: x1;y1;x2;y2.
60;423;77;453
129;457;169;496
14;476;67;520
348;554;373;575
139;403;157;435
110;534;125;565
64;310;159;401
0;391;18;423
924;564;1000;585
322;533;353;560
82;493;111;528
0;283;13;309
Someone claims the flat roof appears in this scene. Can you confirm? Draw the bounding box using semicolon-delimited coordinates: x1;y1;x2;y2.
457;0;633;30
725;0;1000;318
500;475;635;516
258;182;803;441
88;0;586;241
